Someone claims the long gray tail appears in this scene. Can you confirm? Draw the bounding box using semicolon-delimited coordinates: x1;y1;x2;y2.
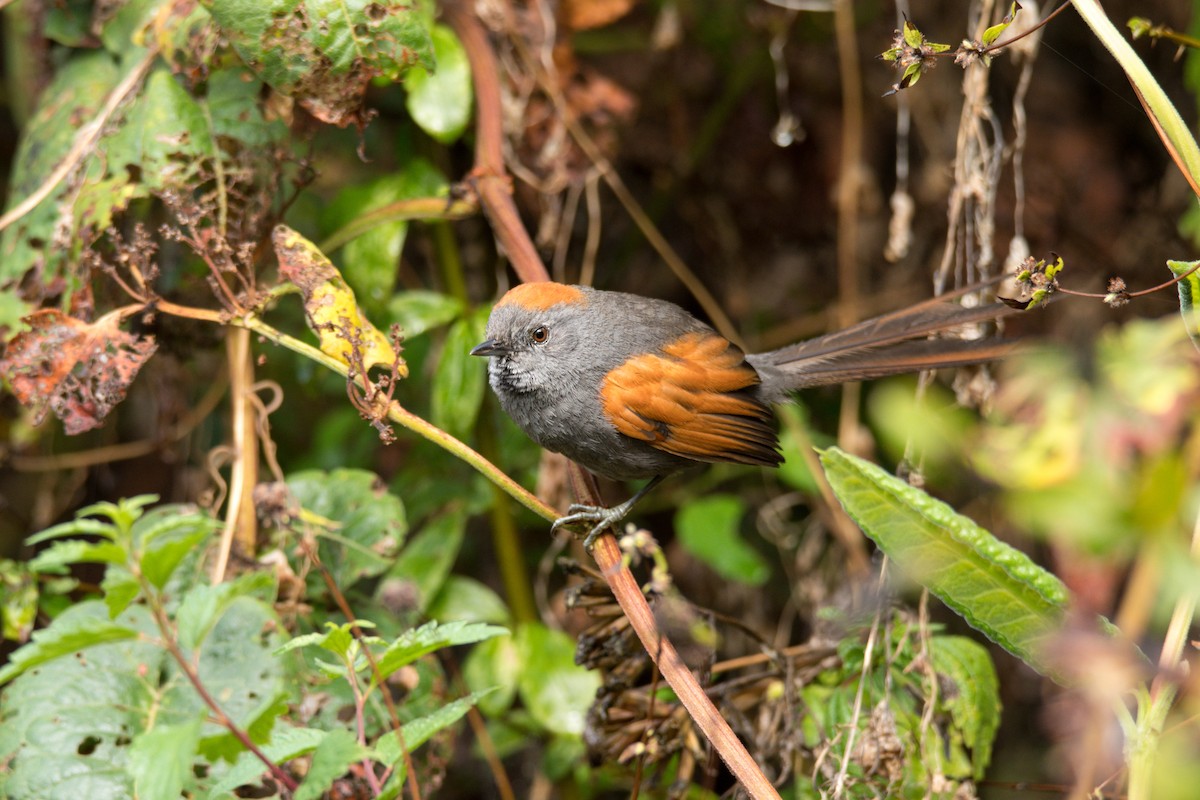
747;282;1024;393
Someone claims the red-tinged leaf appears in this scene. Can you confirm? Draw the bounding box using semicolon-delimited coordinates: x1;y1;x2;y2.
0;310;156;434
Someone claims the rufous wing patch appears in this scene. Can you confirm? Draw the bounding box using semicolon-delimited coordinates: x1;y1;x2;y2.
496;282;587;311
600;332;781;467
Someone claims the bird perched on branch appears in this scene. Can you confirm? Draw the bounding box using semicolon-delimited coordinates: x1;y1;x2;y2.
471;281;1018;546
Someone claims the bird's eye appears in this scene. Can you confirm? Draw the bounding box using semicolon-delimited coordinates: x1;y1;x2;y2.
529;325;550;345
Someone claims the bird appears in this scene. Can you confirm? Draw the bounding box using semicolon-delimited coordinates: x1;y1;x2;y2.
470;280;1019;547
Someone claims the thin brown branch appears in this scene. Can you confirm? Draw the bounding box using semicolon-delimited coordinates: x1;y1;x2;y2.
145;583;298;793
445;4;782;796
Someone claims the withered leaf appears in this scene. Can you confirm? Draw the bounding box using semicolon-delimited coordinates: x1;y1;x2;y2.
1;310;156;435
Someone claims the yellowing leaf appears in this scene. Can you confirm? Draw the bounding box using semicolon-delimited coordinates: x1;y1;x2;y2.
273;225;404;375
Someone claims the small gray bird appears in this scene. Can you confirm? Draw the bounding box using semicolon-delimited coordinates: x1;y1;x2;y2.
472;281;1016;545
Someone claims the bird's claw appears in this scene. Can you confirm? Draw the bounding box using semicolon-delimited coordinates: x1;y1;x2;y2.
551;504;627;549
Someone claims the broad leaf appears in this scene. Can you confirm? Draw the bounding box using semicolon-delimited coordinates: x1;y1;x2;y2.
0;612;139;685
287;468;408;588
204;726;326;799
431;310;489;440
127;717;205;800
382;508;466;612
516;623;600;736
374;688;495;774
404;24;473;143
819;447;1072;679
675;494;769;586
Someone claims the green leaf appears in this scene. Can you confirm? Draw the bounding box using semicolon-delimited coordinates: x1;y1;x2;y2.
323;160;448;317
516;623;600;736
930;636;1001;780
0;603;161;800
463;634;521;717
176;571;278;649
101;567;142;620
427;575;511;625
204;726;326;799
373;620;507;687
205;0;434;126
139;524;215;590
405;24;473;143
287;468;408;589
1168;259;1200;351
295;728;368;800
1;560;38;642
273;620;367;659
127;717;204;800
0;614;139;685
675;494;769;586
26;518;122;546
819;447;1072;679
375;688;495;772
387;290;464;339
184;597;289;758
432;309;490;440
27;540;127;574
382;508;466;612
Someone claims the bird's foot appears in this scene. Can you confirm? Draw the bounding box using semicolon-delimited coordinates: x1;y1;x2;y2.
551;503;630;550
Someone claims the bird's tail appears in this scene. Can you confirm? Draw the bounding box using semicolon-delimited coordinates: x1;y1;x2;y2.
748;281;1024;393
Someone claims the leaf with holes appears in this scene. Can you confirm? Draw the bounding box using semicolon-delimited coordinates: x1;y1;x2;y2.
274;225;403;374
0;310;156;435
205;0;434;127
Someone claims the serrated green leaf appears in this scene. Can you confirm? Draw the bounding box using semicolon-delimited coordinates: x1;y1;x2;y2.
819;447;1072;679
127;717;204;800
387;290;464;339
405;24;473;143
431;309;489;440
205;0;434;127
374;688;495;772
295;728;367;800
204;726;326;799
373;620;507;687
273;620;368;659
0;604;161;800
139;525;214;590
0;615;140;685
516;623;600;736
287;468;407;589
101;567;142;620
383;508;466;612
675;494;769;586
27;541;127;574
176;571;277;649
25;518;121;546
187;596;288;758
930;635;1001;780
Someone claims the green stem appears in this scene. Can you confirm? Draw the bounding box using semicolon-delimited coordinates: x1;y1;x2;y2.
236;313;556;524
318;197;478;254
1071;0;1200;193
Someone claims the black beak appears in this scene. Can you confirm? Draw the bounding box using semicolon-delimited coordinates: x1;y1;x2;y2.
470;339;505;357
